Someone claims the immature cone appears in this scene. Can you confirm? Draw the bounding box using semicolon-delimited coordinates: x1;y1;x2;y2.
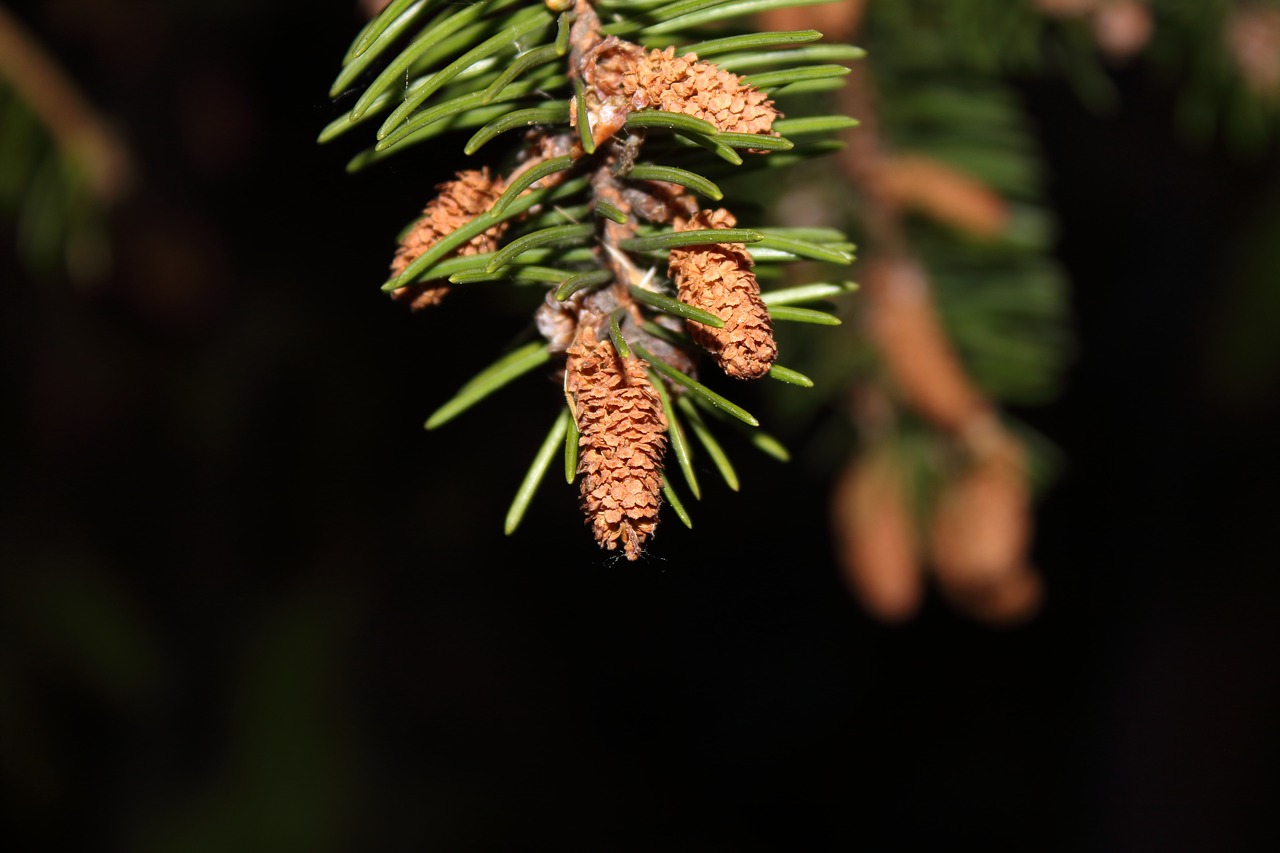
669;208;777;379
927;432;1038;622
389;168;507;310
830;446;924;623
565;326;668;560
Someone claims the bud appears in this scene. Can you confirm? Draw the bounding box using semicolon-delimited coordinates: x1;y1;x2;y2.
565;326;669;560
668;208;778;380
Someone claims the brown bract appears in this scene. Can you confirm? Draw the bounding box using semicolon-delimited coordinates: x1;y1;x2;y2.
669;208;777;380
389;168;508;310
1093;0;1153;61
1032;0;1099;16
565;327;668;560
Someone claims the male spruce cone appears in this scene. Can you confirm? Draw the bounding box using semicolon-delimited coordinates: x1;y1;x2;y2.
565;326;668;560
625;47;781;136
669;208;778;380
583;40;781;138
388;168;508;310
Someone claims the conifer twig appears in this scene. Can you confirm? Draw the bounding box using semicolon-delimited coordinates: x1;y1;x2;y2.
0;5;133;203
330;0;855;560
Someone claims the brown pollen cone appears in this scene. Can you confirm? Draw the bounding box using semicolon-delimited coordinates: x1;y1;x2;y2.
565;326;669;560
632;47;780;135
585;41;781;137
830;446;925;623
389;168;507;310
1093;0;1153;61
927;432;1041;624
948;565;1044;627
872;154;1010;240
669;208;777;380
862;255;991;433
1227;6;1280;98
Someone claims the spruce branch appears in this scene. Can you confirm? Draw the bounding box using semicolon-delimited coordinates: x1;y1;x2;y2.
326;0;857;559
772;1;1067;625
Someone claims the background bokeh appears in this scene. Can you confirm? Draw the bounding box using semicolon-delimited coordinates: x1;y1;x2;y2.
2;1;1279;851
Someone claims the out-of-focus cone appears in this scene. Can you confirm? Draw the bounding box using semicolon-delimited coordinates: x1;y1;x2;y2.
1226;6;1280;99
1093;0;1153;61
863;256;993;435
927;432;1042;624
360;0;393;17
872;154;1011;240
757;0;866;43
830;444;924;623
1036;0;1153;62
948;564;1045;626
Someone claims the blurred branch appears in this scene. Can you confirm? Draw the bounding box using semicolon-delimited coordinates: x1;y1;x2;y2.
0;3;133;205
836;48;1004;450
797;4;1049;625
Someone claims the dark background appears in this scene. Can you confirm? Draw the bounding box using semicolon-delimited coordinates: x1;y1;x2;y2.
2;2;1278;851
